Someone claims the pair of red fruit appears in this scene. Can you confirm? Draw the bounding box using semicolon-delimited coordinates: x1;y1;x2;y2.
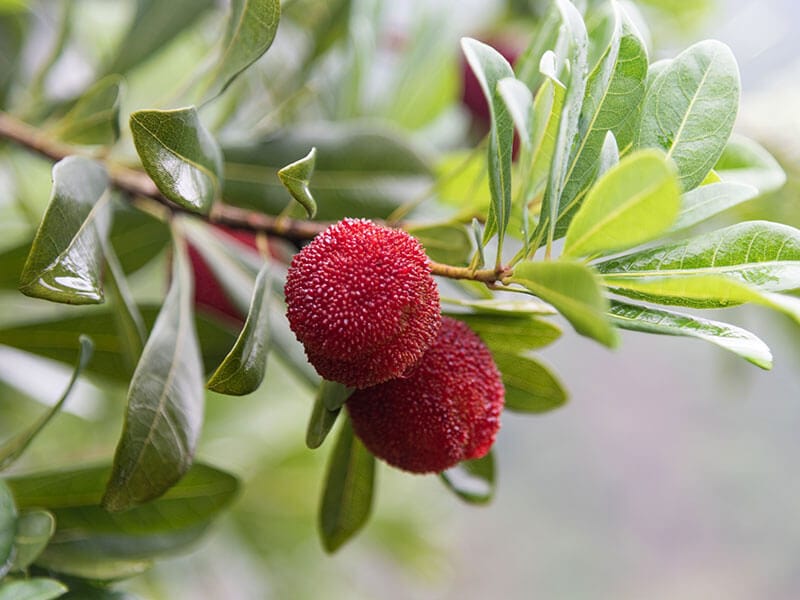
285;219;505;474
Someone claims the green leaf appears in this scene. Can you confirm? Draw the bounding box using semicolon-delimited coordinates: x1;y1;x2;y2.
510;260;618;347
714;134;787;193
109;203;171;276
103;241;147;372
461;37;514;262
0;578;66;600
406;223;472;266
440;452;494;505
130;107;223;214
103;236;204;511
672;181;759;232
440;296;556;316
498;77;533;149
277;147;317;218
597;130;619;177
636;40;740;191
596;221;800;300
10;510;55;570
19;156;111;305
205;0;280;99
449;313;561;355
53;75;124;145
223;123;431;220
207;264;270;395
0;479;16;578
319;417;375;553
492;351;567;413
563;149;680;258
0;335;94;471
106;0;215;74
306;381;345;449
608;300;772;369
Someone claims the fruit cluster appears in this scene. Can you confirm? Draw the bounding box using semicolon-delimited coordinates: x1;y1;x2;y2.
285;218;505;474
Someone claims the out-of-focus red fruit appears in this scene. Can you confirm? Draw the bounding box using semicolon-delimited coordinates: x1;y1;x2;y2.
284;218;441;389
347;317;505;474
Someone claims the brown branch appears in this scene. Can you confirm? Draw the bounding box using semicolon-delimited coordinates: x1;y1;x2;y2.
0;111;512;284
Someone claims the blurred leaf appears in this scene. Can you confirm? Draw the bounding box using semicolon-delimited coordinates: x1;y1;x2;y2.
461;38;514;260
33;554;151;581
306;381;344;449
0;12;28;109
608;300;772;369
0;578;66;600
406;222;472;266
59;580;140;600
277;147;317;218
109;202;170;276
103;241;146;372
511;261;618;347
636;40;740;191
205;0;280;99
223;123;432;220
715;134;787;193
0;242;29;290
319;417;375;553
107;0;215;74
0;335;94;471
321;380;352;412
441;296;556;316
450;313;561;354
10;510;55;571
440;452;494;504
207;264;270;395
672;181;759;232
53;75;124;145
563;149;680;258
598;130;619;177
19;157;111;305
493;351;567;413
433;151;490;221
0;479;15;578
130;107;222;214
103;237;204;511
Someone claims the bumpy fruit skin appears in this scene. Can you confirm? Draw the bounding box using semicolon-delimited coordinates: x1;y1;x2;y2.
347;317;504;474
284;218;441;389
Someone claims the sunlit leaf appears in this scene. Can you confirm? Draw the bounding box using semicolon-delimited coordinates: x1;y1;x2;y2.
440;452;494;504
492;351;567;413
406;222;472;266
714;134;786;194
19;156;111;304
277;147;317;218
449;313;561;354
672;181;758;232
0;578;66;600
10;510;54;571
53;75;124;145
130;107;223;214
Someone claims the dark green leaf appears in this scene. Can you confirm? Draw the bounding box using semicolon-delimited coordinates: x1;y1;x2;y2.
277;147;317;218
19;157;111;305
103;237;204;511
510;261;618;347
714;134;786;193
109;202;170;275
0;578;66;600
672;181;759;232
53;75;124;145
10;510;55;571
449;313;561;355
0;479;16;578
608;300;772;369
319;417;375;553
207;264;270;395
130;107;222;214
406;222;472;266
205;0;280;99
306;381;344;449
460;37;514;262
0;335;94;471
493;351;567;413
636;40;740;191
440;452;494;504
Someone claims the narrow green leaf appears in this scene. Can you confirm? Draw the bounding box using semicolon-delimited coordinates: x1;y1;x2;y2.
715;134;786;193
440;452;495;504
130;107;223;214
103;236;204;511
207;264;270;395
672;181;759;232
440;296;556;316
19;156;111;305
0;479;16;578
563;149;680;258
0;335;94;471
492;351;567;413
449;313;561;354
10;510;55;571
103;240;147;372
608;300;772;369
319;417;375;553
205;0;280;99
406;222;472;266
306;382;343;449
0;578;66;600
277;147;317;218
510;260;618;347
461;37;514;262
497;77;533;149
636;40;740;191
53;75;124;145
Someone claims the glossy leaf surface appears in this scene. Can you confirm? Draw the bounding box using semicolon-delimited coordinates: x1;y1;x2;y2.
493;351;567;413
440;452;495;504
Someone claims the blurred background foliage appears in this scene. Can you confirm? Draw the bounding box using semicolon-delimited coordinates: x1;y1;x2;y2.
1;0;800;598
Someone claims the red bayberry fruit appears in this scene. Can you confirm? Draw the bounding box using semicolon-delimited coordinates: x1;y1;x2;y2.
347;317;504;474
284;218;441;389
